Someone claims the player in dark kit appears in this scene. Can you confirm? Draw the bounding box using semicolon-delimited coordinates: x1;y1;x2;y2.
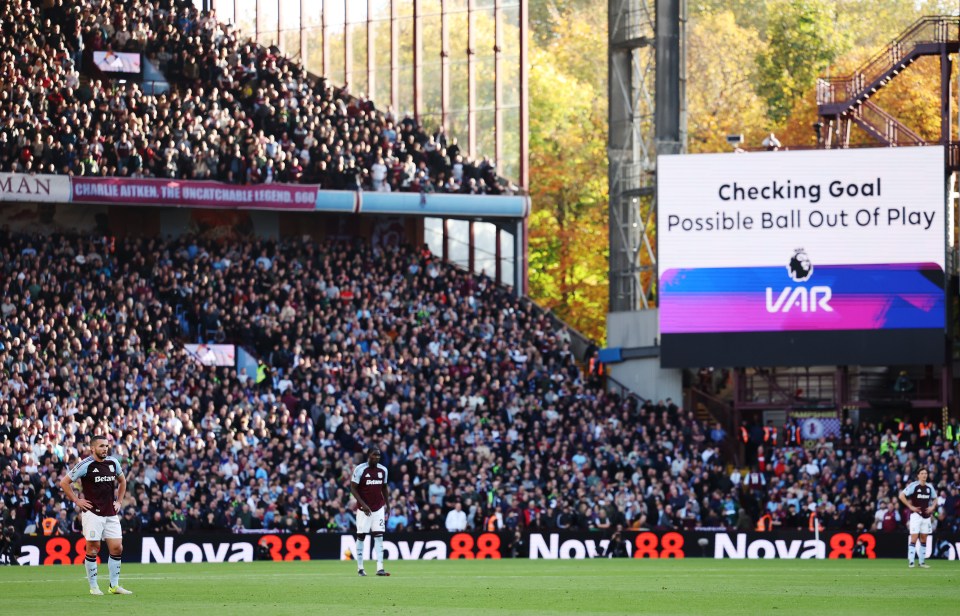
59;434;133;595
350;447;390;577
898;467;937;569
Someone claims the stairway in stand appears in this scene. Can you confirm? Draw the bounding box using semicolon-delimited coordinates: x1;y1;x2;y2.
817;16;960;149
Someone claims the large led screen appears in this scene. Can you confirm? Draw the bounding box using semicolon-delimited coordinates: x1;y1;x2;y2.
658;147;946;367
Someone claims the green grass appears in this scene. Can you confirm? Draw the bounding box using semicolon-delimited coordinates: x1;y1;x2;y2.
0;559;955;615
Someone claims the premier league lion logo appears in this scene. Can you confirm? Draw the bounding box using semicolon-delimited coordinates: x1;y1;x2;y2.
788;248;813;282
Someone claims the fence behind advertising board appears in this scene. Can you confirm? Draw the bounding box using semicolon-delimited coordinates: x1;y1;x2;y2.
13;530;960;565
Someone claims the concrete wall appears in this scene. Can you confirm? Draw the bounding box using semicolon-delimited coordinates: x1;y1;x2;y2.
607;310;659;349
607;309;683;403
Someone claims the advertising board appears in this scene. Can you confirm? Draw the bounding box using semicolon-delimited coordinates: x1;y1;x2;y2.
15;531;957;564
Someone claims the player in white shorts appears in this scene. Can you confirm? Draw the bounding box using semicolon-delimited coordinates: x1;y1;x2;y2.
355;502;386;536
60;434;133;595
79;508;124;542
350;447;390;576
898;468;937;568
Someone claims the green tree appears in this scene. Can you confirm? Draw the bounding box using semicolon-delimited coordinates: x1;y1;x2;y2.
755;0;847;124
690;0;770;33
530;0;603;46
833;0;923;49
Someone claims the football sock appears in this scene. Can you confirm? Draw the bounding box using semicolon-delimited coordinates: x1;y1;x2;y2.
108;555;122;587
356;539;365;570
908;543;916;564
374;535;384;569
917;543;925;565
85;555;98;588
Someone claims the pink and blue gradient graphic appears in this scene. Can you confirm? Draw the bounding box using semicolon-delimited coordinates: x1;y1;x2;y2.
660;263;944;334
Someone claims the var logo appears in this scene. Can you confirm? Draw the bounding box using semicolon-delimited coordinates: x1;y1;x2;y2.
765;286;833;313
766;249;832;313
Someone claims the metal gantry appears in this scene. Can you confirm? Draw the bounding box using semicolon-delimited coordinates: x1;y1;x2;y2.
608;0;685;312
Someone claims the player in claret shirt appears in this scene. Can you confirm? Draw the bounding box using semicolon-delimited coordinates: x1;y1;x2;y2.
350;447;390;577
60;434;133;595
898;467;938;569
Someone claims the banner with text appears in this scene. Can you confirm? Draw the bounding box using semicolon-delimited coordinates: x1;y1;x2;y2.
0;173;71;203
70;177;354;211
787;409;842;441
14;530;960;565
0;174;528;221
658;147;946;367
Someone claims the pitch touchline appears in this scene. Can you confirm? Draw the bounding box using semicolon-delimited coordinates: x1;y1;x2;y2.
0;572;350;584
0;569;914;585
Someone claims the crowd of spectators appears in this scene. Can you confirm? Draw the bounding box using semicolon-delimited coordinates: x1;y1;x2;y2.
0;0;510;194
737;420;960;536
1;229;958;547
0;0;957;550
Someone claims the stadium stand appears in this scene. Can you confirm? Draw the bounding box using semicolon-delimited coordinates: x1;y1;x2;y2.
0;231;957;538
0;0;957;542
0;0;509;194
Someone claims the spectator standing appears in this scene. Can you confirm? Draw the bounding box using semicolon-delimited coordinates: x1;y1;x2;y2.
444;502;467;532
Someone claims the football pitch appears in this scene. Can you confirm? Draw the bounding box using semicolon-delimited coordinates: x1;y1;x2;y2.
0;559;955;615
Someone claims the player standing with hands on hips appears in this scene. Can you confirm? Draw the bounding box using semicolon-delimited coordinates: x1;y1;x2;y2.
898;467;937;569
59;434;133;595
350;447;390;577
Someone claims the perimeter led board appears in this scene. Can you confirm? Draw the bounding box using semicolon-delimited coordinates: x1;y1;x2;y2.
92;51;142;75
658;147;945;367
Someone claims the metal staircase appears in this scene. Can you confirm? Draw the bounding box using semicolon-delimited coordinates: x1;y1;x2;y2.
849;100;926;146
687;388;742;467
817;16;960;149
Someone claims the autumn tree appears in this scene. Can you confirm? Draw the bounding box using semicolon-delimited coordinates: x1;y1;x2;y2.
686;11;770;152
834;0;954;50
527;7;608;343
526;0;951;342
530;0;604;46
689;0;770;34
688;0;951;148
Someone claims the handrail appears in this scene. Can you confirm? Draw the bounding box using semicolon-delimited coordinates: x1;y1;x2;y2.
853;100;926;146
688;388;741;468
740;370;839;408
817;16;960;107
542;310;596;364
605;374;649;406
949;143;960;169
753;371;804;406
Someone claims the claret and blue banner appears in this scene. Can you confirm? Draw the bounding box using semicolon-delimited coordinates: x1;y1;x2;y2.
0;174;527;219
